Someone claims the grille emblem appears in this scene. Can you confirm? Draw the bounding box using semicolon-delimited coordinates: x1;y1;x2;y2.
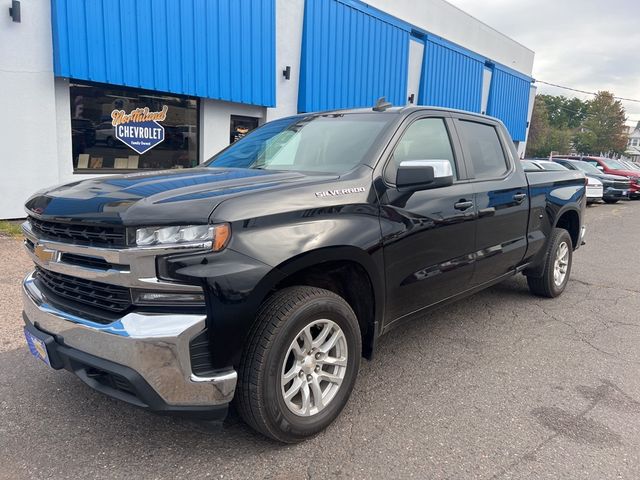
34;244;57;263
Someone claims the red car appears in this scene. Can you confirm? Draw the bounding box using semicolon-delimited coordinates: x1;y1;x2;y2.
554;156;640;198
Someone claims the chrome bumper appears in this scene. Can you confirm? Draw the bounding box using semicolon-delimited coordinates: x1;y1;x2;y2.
22;272;237;407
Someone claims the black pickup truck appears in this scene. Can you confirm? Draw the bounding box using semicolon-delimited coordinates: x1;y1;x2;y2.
21;106;586;443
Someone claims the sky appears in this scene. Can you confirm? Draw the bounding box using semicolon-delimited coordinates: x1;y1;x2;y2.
447;0;640;128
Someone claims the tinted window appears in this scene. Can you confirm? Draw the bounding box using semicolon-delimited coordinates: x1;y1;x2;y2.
69;82;198;172
386;118;456;182
458;120;508;179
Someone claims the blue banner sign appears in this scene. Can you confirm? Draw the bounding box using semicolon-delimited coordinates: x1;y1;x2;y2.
111;105;168;154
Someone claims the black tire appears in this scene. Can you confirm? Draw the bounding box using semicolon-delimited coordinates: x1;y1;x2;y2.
236;286;361;443
526;228;573;298
603;198;619;204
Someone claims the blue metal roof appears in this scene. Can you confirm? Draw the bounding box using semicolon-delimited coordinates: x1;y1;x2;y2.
51;0;276;106
418;37;484;113
298;0;409;112
487;65;532;141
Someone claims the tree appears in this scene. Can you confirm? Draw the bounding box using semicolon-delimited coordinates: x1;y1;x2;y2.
573;91;628;155
526;95;572;157
538;94;589;130
526;96;550;157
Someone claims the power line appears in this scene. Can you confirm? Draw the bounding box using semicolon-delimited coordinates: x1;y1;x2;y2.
535;80;640;104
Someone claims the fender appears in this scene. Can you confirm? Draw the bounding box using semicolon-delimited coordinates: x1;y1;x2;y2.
525;204;583;278
165;245;385;369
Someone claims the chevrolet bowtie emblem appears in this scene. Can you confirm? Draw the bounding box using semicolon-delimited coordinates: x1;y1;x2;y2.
33;244;56;263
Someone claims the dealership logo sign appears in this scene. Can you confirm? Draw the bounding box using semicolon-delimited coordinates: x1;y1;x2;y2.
111;105;168;154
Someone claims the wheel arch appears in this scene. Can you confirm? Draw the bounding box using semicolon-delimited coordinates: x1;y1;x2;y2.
554;207;581;249
268;246;385;359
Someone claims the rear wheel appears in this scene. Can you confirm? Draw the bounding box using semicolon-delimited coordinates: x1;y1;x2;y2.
526;228;573;298
236;286;361;443
603;198;619;204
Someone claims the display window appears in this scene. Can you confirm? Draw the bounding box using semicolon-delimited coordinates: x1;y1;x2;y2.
69;82;199;172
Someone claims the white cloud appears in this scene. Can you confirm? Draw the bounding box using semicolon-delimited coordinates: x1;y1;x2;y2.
446;0;640;125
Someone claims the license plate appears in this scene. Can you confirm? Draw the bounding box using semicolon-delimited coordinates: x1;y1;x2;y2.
622;191;627;196
24;328;51;367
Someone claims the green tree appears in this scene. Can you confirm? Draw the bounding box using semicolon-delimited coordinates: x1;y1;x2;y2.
573;91;628;155
539;94;589;130
526;95;572;157
526;96;551;157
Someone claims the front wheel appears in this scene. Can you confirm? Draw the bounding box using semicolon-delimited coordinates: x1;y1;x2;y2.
236;286;361;443
526;228;573;298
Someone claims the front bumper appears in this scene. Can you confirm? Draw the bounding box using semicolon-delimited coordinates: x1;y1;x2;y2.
603;187;630;200
22;272;236;417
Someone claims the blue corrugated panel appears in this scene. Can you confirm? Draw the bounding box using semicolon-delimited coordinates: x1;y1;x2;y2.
418;37;484;113
298;0;409;112
487;66;532;141
50;0;275;106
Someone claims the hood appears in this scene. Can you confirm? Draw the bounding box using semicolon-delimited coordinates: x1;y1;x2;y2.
596;173;632;182
608;169;640;178
25;167;336;226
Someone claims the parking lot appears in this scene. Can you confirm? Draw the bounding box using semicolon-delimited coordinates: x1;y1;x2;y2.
1;201;639;480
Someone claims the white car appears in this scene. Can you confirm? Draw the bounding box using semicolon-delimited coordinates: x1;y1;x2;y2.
585;176;603;203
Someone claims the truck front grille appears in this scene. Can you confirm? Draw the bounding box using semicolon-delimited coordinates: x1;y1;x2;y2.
612;180;631;189
29;217;126;247
34;267;132;313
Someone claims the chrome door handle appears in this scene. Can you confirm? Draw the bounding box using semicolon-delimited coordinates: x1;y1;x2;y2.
513;193;527;203
454;200;474;211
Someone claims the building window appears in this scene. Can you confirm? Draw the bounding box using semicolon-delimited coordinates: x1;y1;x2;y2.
230;115;260;144
70;82;198;172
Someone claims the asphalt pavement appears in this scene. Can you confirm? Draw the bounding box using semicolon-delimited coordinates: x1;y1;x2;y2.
1;201;639;479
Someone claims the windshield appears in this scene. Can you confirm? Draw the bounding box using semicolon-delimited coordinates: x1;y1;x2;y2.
601;159;625;169
539;162;567;171
572;161;602;175
207;114;391;174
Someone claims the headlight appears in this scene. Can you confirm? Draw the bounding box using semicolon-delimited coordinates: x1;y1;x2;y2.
135;223;230;251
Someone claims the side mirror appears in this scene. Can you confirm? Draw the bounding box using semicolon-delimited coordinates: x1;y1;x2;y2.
396;159;454;191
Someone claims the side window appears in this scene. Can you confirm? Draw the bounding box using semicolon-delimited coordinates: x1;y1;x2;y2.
458;120;509;180
386;118;456;183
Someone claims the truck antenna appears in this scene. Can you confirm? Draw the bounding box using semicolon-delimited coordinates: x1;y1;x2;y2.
373;97;392;112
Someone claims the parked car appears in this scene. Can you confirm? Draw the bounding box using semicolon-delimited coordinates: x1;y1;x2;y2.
94;121;117;146
555;156;640;199
619;159;640;172
523;159;601;204
22;106;586;443
553;158;630;204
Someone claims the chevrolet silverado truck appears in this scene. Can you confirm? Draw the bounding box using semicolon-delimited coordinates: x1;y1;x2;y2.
21;106;586;443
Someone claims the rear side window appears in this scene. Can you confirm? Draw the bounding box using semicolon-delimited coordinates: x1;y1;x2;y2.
458;120;509;180
386;118;456;182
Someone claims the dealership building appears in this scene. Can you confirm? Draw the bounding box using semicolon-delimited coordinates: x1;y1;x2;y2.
0;0;535;219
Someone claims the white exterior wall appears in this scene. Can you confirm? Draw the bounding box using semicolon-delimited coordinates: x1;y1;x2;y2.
0;0;59;219
366;0;535;76
200;101;266;161
266;0;305;121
